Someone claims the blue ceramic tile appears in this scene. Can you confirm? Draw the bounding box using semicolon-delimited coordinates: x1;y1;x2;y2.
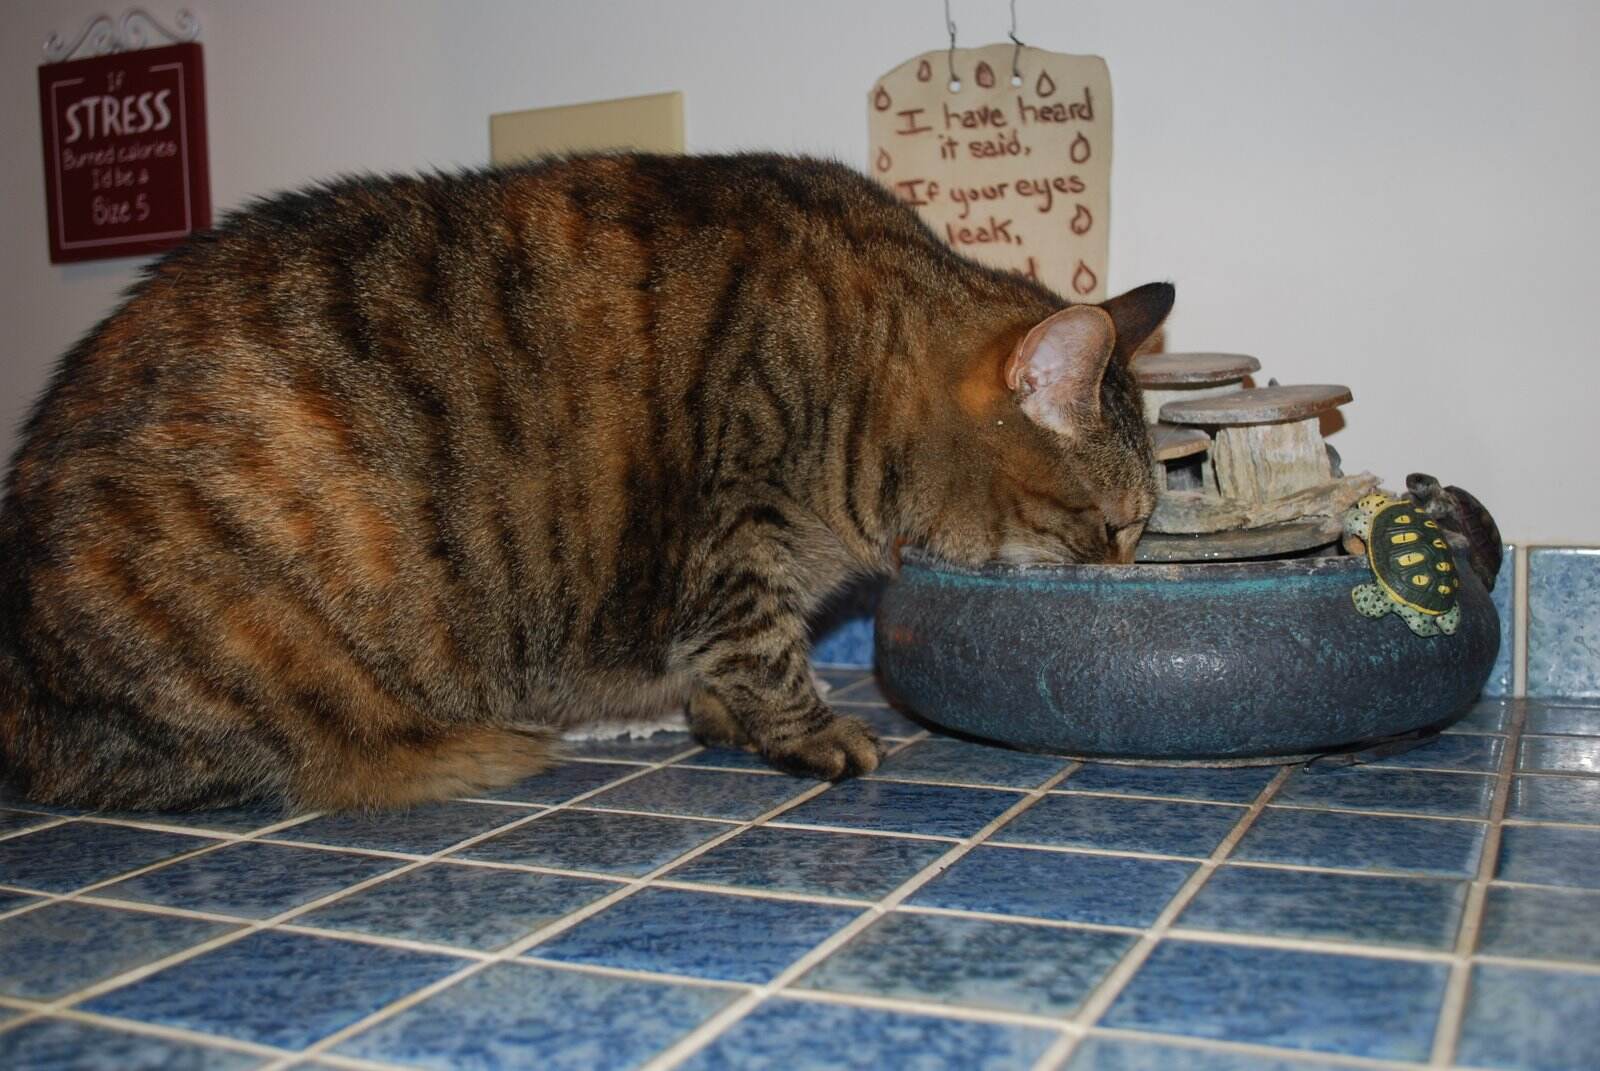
1448;699;1514;734
798;910;1131;1015
99;841;403;918
1509;775;1600;824
0;1018;264;1070
1528;547;1600;699
775;779;1021;838
910;845;1195;927
996;794;1244;858
454;809;727;877
1496;824;1600;888
678;997;1056;1071
0;809;54;836
585;765;809;820
1060;763;1277;803
277;800;533;855
1527;702;1600;736
1178;865;1466;949
0;822;215;893
479;761;641;804
667;826;948;899
563;732;696;763
871;738;1067;788
1066;1038;1348;1070
1478;885;1600;964
1457;963;1600;1071
1234;807;1484;876
1482;544;1517;697
811;615;876;668
531;886;860;983
1371;732;1504;772
1274;767;1494;818
82;929;466;1049
834;701;924;738
809;579;883;671
0;901;237;999
298;862;620;950
335;961;738;1070
1102;940;1447;1060
1518;735;1600;775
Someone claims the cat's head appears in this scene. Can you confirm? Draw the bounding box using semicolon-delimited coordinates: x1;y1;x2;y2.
917;282;1173;566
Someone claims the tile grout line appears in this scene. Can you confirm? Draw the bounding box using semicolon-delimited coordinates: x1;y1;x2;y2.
0;1002;314;1065
1036;764;1297;1071
1429;690;1526;1067
775;985;1083;1032
633;762;1088;1071
260;734;927;1070
0;815;70;844
1080;1024;1425;1071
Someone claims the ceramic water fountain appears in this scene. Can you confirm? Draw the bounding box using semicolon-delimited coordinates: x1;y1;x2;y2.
874;353;1502;763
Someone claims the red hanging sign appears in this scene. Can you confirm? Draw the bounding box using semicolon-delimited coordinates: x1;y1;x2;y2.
37;42;210;263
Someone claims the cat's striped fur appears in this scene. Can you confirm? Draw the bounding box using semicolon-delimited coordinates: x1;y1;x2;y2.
0;153;1170;811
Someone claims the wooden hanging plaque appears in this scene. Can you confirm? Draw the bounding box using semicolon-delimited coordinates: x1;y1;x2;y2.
868;43;1111;301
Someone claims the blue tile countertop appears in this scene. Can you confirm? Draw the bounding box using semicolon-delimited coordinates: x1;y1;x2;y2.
3;675;1600;1070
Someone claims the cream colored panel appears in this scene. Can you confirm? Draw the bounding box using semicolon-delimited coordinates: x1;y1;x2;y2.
491;91;684;164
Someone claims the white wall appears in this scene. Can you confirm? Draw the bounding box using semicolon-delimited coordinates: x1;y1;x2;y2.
3;1;1596;542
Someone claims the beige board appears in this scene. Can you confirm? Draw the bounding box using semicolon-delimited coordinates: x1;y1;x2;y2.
491;91;684;164
868;45;1111;301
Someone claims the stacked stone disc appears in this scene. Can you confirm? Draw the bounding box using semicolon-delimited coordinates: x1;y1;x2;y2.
1134;354;1376;563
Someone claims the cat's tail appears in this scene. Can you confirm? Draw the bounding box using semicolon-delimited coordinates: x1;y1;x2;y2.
287;725;556;811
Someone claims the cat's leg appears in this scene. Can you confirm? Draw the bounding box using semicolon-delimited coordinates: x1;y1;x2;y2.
292;725;554;811
686;527;883;779
695;658;882;779
686;689;753;750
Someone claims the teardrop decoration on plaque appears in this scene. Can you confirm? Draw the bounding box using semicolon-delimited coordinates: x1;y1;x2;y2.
975;61;995;88
1072;260;1099;295
916;59;932;81
873;85;892;111
1070;204;1093;235
1036;70;1057;97
1070;133;1092;164
875;148;894;173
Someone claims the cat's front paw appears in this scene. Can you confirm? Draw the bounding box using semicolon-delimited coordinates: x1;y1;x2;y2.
762;713;883;781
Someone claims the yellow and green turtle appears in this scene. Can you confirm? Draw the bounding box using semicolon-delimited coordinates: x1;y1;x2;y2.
1342;494;1461;638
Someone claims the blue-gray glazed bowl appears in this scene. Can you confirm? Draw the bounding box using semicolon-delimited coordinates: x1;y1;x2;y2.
874;550;1499;761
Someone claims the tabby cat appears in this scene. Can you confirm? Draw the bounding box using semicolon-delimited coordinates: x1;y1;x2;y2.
0;153;1170;811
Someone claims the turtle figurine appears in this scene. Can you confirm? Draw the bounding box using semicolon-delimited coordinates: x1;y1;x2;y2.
1342;493;1462;637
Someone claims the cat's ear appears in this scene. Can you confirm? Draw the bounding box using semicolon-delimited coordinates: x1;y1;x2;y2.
1099;282;1175;364
1004;305;1116;436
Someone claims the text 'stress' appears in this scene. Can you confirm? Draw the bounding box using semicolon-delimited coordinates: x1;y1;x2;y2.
869;44;1111;302
38;42;210;263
